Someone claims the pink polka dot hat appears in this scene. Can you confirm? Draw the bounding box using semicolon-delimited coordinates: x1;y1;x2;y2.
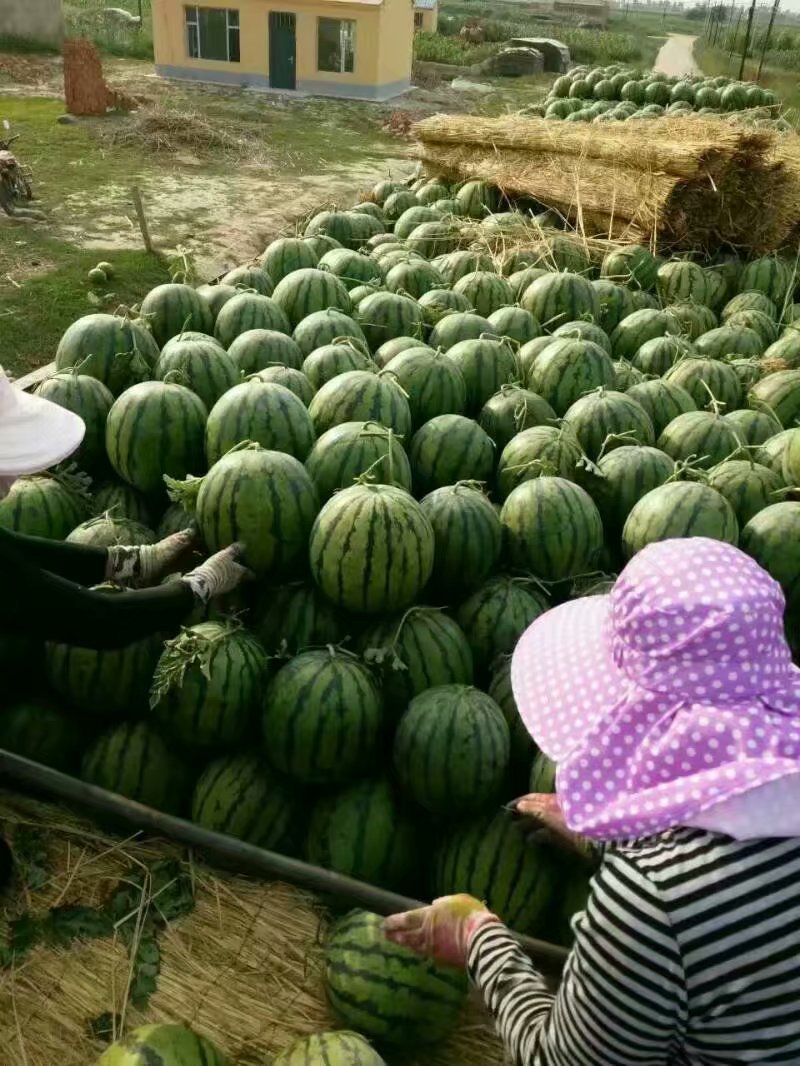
511;537;800;841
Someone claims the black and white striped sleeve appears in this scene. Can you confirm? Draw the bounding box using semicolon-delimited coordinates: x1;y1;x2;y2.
467;850;686;1065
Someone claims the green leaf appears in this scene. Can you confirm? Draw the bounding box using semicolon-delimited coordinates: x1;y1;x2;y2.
44;905;114;947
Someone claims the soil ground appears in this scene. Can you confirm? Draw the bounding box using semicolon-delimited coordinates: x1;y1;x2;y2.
653;34;699;78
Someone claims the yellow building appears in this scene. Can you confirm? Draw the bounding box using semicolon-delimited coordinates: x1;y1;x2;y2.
152;0;415;99
413;0;437;33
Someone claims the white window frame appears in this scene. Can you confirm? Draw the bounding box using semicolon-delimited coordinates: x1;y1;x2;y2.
317;17;356;74
185;6;240;62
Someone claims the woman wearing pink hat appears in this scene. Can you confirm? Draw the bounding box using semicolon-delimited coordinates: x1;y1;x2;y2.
0;369;249;648
386;536;800;1063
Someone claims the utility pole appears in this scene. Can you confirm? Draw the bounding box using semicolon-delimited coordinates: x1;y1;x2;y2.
738;0;758;78
756;0;780;80
729;8;743;66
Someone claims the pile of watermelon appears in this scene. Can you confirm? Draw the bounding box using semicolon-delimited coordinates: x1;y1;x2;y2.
3;173;800;1053
527;64;784;125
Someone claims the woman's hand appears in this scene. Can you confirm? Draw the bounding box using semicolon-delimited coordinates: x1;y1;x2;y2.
105;529;195;586
510;793;600;866
384;894;500;968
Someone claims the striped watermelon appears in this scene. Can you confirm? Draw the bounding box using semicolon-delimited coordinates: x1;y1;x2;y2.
497;425;582;499
631;335;693;375
740;502;800;610
0;475;88;539
191;445;318;575
385;259;443;299
456;574;549;673
433;250;494;286
552;320;611;354
227;328;305;373
666;301;718;341
479;386;556;451
588;445;674;535
722;291;778;322
527;338;616;416
355;292;424;351
600;244;658;290
154;334;238;410
273;1032;385;1066
395;684;509;814
739;257;795;305
452;271;514;317
409;415;495;496
663;357;742;412
293;309;368;358
221;265;274;296
417;288;472;329
252;365;315;406
394;206;441;239
656;260;710;305
428;311;495;351
405;220;459;259
622;481;739;558
694;325;764;359
309;484;433;613
0;697;83;772
763;332;800;369
592;279;637;333
610;308;678;360
756;429;795;481
382;190;418;221
445;337;519;415
261;236;319;282
205;380;315;465
374;336;433;368
271;268;351;326
254;581;346;654
308;371;411;438
626;379;697;436
262;649;384;784
307;778;418;892
782;428;800;486
726;309;778;347
384;348;467;428
191;753;299;847
196;283;237;321
520;272;600;330
319;248;383;292
486;306;541;346
140;283;212;347
723;408;783;446
326;910;467;1044
487;655;535;771
420;483;502;594
81;721;187;813
432;809;558;933
501;476;604;580
455;180;498;218
92;480;152;525
157;501;193;539
214;293;292;348
106;381;207;494
150;621;269;748
305;420;412;501
518;336;557;381
67;514;155;547
55;313;160;396
508;266;548;298
97;1025;225;1066
707;459;783;527
704;268;731;312
657;411;740;470
359;607;473;717
614;359;644;391
750;370;800;427
530;749;557;792
302;340;375;391
35;372;114;475
562;388;655;459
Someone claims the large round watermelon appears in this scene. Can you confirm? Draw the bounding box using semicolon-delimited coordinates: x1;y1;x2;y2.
227;328;305;374
254;581;346;655
272;268;352;328
191;753;300;848
657;410;740;470
140;283;213;346
707;459;783;527
55;313;160;396
562;388;655;459
81;721;187;813
383;348;467;428
205;381;316;465
273;1032;386;1066
35;372;114;475
456;574;549;673
527;338;616;416
622;481;739;558
420;483;503;594
293;308;368;358
409;415;495;497
308;371;411;438
305;420;412;501
154;333;238;411
0;475;88;540
740;502;800;611
626;379;697;436
214;292;292;348
588;444;674;535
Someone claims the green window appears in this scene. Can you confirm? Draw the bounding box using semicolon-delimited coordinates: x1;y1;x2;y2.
317;17;355;73
185;6;240;62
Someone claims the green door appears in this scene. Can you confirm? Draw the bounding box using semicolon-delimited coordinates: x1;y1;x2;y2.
269;12;296;90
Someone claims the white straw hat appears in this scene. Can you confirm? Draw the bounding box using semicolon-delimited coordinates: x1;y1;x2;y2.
0;367;85;476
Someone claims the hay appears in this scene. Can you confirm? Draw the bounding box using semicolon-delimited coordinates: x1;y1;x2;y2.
0;793;505;1066
415;114;800;255
106;105;256;159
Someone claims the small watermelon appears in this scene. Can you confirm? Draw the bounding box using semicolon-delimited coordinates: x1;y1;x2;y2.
657;410;740;470
155;334;238;410
707;459;783;527
420;483;503;594
96;1024;226;1066
81;721;188;813
35;372;114;475
227;328;305;374
384;347;467;428
496;425;583;499
0;475;87;540
456;574;549;673
273;1032;385;1066
191;753;300;848
409;415;495;497
740;502;800;610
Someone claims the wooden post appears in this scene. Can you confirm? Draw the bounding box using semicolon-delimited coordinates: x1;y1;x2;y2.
131;185;153;253
757;0;780;80
738;0;758;79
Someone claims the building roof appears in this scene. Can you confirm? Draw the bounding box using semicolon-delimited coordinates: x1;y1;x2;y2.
414;0;437;9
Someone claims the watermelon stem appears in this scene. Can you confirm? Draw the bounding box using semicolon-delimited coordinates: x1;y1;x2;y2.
149;621;241;708
50;461;94;505
164;473;203;514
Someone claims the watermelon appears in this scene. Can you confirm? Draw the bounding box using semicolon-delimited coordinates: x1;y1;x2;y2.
273;1032;385;1066
479;386;556;450
739;256;795;305
632;334;692;375
303;340;375;390
356;292;425;351
191;445;319;575
417;181;450;205
600;245;658;291
406;220;459;259
393;206;441;239
155;334;238;410
437;250;495;286
374;336;429;368
592;279;636;332
92;480;152;525
420;483;502;594
740;502;800;609
305;420;411;501
552;320;611;354
0;697;83;772
139;283;213;347
191;753;299;847
319;248;383;292
704;268;731;312
756;429;795;481
626;379;697;436
487;655;535;770
611;308;678;360
307;777;418;892
657;410;740;470
382;190;418;221
0;475;87;540
384;259;442;300
196;283;237;321
723;407;783;446
520;272;600;330
262;649;384;784
157;501;193;538
326;910;467;1044
622;481;739;558
35;372;113;476
428;311;495;351
214;293;291;348
508;266;549;298
97;1024;225;1066
750;370;800;427
588;444;675;536
261;236;319;282
725;309;778;347
501;476;604;580
410;415;495;496
221;265;274;296
308;371;411;438
452;271;514;318
530;749;557;792
254;581;346;655
518;336;557;380
527;338;616;416
666;301;718;341
67;514;155;548
707;459;783;527
106;381;207;495
205;380;315;465
663;357;742;412
722;291;778;322
562;388;655;459
614;359;644;391
455;180;498;219
432;809;558;933
496;424;582;499
644;81;671;106
55;313;159;396
482;307;539;347
227;328;304;373
347;283;382;307
417;289;472;330
656;260;709;306
781;428;800;486
384;347;467;428
272;269;353;329
309;484;433;613
694;324;764;359
762;332;800;369
81;721;187;813
456;574;549;673
293;309;368;358
252;365;315;406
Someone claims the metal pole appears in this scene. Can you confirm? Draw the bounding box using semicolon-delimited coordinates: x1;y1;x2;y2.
738;0;758;78
729;9;743;67
756;0;780;80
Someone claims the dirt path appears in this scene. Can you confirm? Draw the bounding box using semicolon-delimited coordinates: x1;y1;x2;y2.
654;34;700;78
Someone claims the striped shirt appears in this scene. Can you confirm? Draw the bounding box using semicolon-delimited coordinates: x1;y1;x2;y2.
467;828;800;1064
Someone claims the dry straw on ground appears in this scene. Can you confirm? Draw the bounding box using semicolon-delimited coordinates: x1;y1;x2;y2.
0;793;505;1066
106;105;257;159
415;114;800;254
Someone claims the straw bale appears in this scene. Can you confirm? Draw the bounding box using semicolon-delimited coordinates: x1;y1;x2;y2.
0;793;505;1066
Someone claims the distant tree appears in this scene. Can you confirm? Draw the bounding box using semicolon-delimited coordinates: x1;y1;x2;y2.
686;5;707;19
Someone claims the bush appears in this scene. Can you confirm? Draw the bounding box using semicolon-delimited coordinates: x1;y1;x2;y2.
413;32;498;65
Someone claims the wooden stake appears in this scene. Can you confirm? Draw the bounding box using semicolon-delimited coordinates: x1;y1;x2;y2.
131;185;153;253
